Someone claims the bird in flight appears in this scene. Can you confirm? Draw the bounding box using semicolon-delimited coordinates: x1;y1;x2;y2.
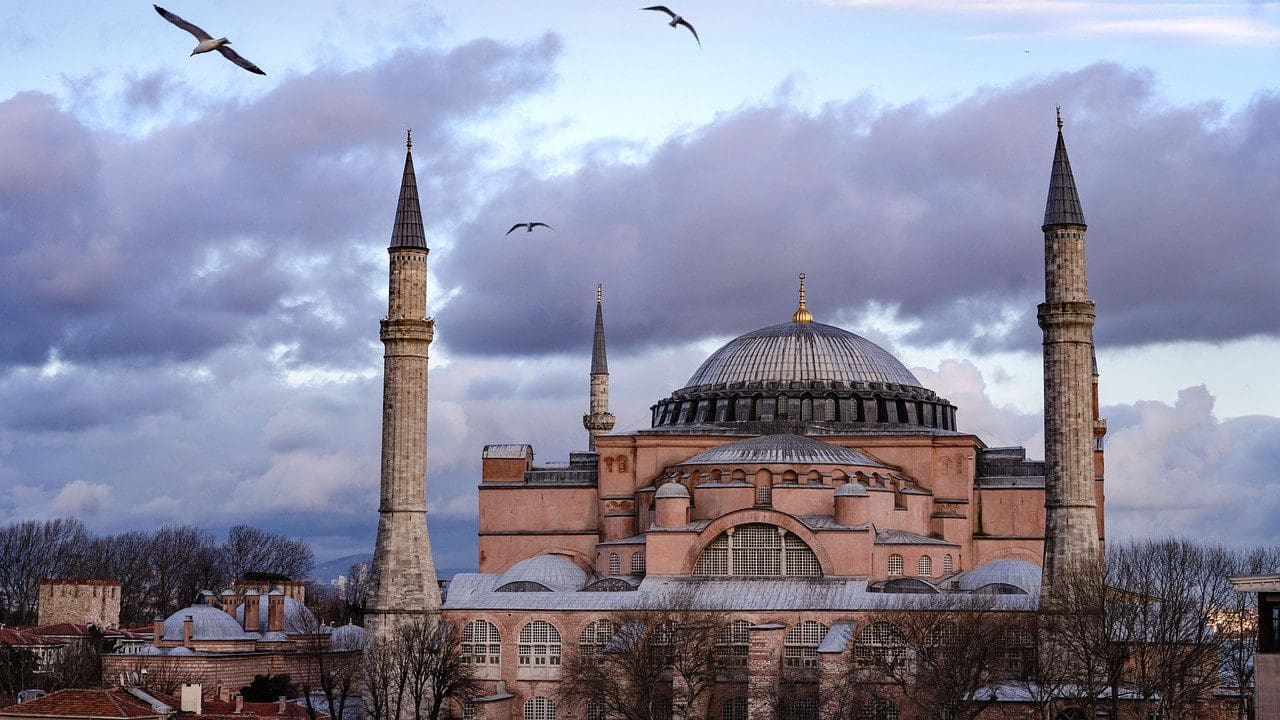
506;222;554;235
153;5;266;75
641;6;701;47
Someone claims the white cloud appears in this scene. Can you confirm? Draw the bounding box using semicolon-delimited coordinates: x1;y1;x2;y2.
49;480;110;516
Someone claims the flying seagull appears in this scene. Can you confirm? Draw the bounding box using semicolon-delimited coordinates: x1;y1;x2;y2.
641;6;701;47
153;5;266;75
506;222;554;235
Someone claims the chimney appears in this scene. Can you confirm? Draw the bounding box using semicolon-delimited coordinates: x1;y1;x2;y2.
242;589;260;632
277;697;286;715
220;589;238;617
180;684;202;715
218;686;232;702
200;590;216;607
152;615;164;643
235;695;244;714
182;616;194;648
266;589;285;632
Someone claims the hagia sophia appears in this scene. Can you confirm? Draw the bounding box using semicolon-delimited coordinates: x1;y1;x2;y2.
364;117;1107;719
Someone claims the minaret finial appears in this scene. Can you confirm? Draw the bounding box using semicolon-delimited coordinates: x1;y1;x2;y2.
1056;107;1063;130
406;128;413;149
792;273;813;324
596;282;603;304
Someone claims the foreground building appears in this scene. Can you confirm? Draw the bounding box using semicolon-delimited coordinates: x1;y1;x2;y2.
369;118;1109;718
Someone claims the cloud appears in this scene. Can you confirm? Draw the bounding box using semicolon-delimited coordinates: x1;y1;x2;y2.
433;63;1280;358
50;480;111;516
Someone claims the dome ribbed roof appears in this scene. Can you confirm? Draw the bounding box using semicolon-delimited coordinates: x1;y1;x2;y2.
680;434;888;467
956;559;1042;594
497;555;589;593
684;322;920;389
162;605;253;642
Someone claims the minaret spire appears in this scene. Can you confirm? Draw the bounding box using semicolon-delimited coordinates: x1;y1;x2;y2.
367;137;441;639
583;283;616;450
1038;110;1101;588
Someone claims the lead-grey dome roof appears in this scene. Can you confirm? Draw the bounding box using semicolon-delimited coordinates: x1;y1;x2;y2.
497;555;589;593
956;559;1042;594
680;434;888;468
684;322;921;389
162;604;256;642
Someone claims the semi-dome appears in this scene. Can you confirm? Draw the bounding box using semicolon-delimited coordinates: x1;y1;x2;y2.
956;559;1042;594
679;433;887;468
162;604;255;642
685;322;921;389
496;554;589;593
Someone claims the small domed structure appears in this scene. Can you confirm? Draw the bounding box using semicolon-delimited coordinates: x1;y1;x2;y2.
834;482;869;497
162;604;254;643
330;623;366;651
495;554;589;593
166;646;194;656
655;482;691;499
956;559;1042;595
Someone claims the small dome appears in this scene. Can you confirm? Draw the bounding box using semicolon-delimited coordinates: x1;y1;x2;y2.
496;555;589;593
956;559;1042;594
259;631;289;643
655;482;690;499
684;322;921;389
220;589;236;597
138;645;163;656
681;434;887;468
834;482;869;497
167;646;194;656
235;595;317;633
163;605;254;642
330;623;366;651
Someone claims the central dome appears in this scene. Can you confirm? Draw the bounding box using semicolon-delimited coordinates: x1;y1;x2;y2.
684;322;921;390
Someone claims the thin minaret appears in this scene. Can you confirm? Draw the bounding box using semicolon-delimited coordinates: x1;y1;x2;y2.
1039;109;1101;588
366;130;441;638
583;283;615;450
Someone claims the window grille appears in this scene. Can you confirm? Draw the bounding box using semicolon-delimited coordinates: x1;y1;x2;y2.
784;621;828;668
721;698;747;720
608;553;620;575
998;626;1035;678
888;554;904;576
518;621;562;666
924;622;960;662
694;524;821;577
755;483;772;507
917;555;933;577
586;699;605;720
717;620;751;668
523;697;556;720
943;554;953;574
578;621;616;664
865;699;899;720
783;698;819;720
460;620;501;665
630;552;646;575
462;702;475;720
854;621;906;670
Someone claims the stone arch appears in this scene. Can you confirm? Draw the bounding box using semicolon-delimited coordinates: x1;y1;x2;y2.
680;508;835;576
975;545;1041;566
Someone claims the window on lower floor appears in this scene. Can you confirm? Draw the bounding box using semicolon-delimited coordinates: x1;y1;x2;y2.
523;697;556;720
721;697;747;720
518;621;562;666
462;701;475;720
578;620;616;664
784;620;828;668
717;619;751;668
586;699;605;720
460;620;501;665
866;699;899;720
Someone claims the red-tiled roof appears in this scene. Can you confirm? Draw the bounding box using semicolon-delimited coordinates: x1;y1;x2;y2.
0;690;167;719
197;700;320;720
0;627;62;647
30;624;145;641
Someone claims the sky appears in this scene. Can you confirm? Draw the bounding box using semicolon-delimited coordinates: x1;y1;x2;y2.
1;1;1278;570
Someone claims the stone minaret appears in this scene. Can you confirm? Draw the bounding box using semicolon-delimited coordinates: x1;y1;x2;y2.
1039;110;1101;588
366;131;441;638
582;283;615;450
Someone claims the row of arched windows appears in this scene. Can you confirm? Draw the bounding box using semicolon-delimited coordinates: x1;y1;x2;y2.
605;551;646;576
886;552;954;577
503;696;896;720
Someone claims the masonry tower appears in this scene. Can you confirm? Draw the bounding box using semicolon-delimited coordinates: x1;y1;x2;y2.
583;283;615;450
1039;110;1101;587
366;132;442;637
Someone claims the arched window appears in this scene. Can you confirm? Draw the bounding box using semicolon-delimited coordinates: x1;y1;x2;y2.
721;697;747;720
462;702;475;720
518;621;562;666
630;552;646;575
755;482;772;507
607;553;620;575
523;697;556;720
888;554;904;576
917;555;933;577
924;622;960;663
855;621;907;671
865;699;899;720
717;620;751;668
578;620;616;664
586;699;605;720
782;698;819;720
943;554;954;574
694;524;821;577
460;620;500;665
998;626;1036;678
806;470;823;485
784;621;828;668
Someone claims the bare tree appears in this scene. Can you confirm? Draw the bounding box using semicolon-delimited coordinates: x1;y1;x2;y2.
81;531;155;625
289;609;361;720
147;525;224;615
122;652;200;694
223;525;316;580
1220;545;1280;720
362;618;477;720
0;519;91;624
363;633;411;720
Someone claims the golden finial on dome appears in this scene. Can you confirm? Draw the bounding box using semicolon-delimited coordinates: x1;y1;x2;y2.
792;273;813;324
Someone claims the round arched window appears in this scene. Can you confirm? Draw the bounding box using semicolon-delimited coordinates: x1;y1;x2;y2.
693;524;820;577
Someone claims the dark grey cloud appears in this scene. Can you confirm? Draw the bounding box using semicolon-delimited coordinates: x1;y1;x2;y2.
436;62;1280;357
0;34;561;371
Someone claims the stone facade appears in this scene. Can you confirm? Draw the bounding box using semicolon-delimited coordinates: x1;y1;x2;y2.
37;579;121;628
366;141;442;639
1038;122;1101;588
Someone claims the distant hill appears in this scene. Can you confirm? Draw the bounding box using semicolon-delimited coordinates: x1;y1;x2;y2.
310;553;471;583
